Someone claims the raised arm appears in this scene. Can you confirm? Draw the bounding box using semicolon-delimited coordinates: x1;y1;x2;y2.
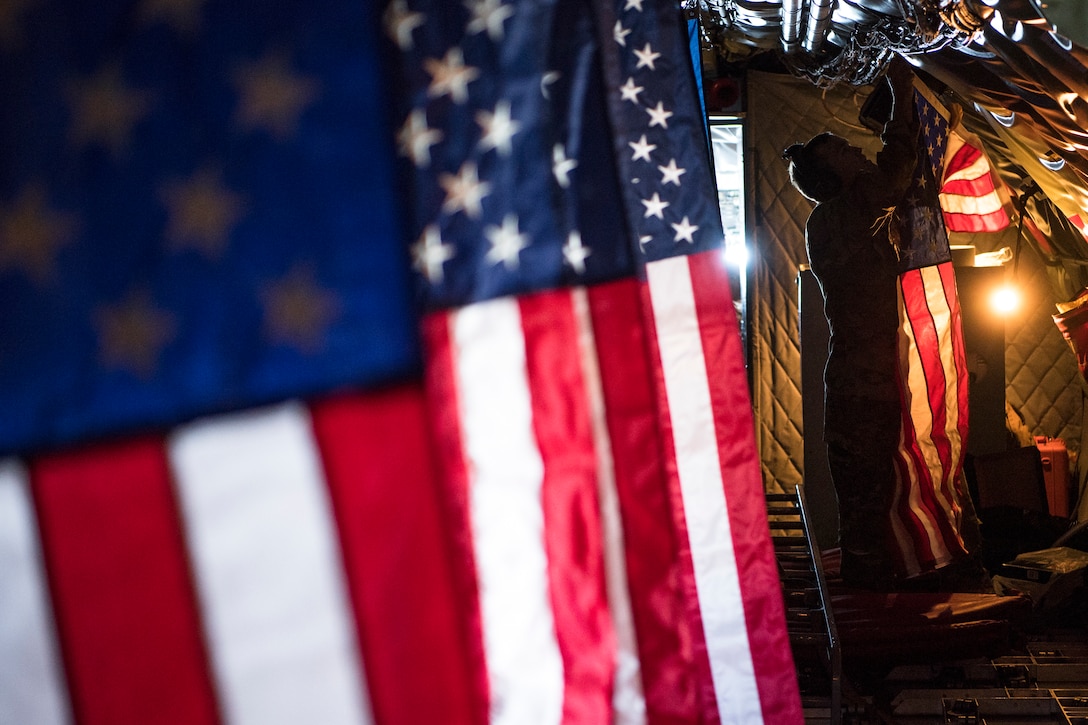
873;56;920;200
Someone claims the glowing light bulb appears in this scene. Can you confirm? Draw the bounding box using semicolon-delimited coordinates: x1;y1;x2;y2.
990;284;1021;315
722;242;748;269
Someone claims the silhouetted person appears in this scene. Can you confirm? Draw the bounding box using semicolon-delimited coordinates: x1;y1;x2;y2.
784;59;918;589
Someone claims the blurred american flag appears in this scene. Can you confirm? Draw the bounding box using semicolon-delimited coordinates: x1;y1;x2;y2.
0;1;801;724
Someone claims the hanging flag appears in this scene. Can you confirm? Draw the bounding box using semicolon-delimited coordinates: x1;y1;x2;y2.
0;1;476;724
1;0;802;724
939;132;1011;233
387;1;800;723
591;4;801;723
888;81;977;577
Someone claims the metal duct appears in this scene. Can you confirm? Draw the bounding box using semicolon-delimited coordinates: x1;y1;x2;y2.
802;0;834;53
781;0;804;53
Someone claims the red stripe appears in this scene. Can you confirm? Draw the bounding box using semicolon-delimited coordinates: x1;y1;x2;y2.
30;438;220;725
942;262;972;534
420;312;491;725
942;209;1009;233
587;278;702;725
688;251;803;725
520;291;615;725
310;387;478;725
638;277;719;725
894;279;942;568
943;144;982;182
946;265;970;458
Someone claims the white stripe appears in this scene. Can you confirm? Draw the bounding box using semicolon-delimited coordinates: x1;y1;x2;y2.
921;266;968;537
0;460;71;725
572;288;647;725
939;191;1004;217
646;257;762;725
168;404;373;725
450;300;564;725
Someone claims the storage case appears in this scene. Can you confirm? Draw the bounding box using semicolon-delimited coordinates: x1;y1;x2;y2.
1035;436;1072;518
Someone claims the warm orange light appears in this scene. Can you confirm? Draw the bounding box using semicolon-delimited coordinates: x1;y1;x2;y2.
990;284;1021;316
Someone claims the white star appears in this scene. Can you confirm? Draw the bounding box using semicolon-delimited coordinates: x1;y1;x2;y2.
638;234;652;252
396;109;442;167
641;192;669;219
553;144;578;188
383;0;425;50
439;162;492;218
563;230;591;274
411;224;455;282
424;47;480;104
657;158;686;185
541;71;560;98
634;43;661;70
624;0;644;10
628;134;656;162
485;214;529;270
613;20;631;46
619;77;643;104
465;0;515;41
477;100;520;156
646;101;673;128
671;216;699;243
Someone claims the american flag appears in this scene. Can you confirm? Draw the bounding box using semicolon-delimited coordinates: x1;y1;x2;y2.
1;2;471;724
1;0;801;724
888;81;977;577
390;1;799;722
940;132;1011;233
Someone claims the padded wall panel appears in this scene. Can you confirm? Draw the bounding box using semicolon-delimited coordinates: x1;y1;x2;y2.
746;72;880;494
1004;237;1085;451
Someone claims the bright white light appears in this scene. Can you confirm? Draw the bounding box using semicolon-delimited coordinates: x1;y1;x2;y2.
990;284;1021;316
722;242;748;269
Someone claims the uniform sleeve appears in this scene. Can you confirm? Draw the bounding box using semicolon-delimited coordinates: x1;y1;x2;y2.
864;91;920;207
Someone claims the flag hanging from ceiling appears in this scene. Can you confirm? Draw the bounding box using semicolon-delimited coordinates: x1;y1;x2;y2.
888;81;978;577
386;0;800;723
0;0;802;723
939;131;1010;233
1;2;478;724
591;3;801;722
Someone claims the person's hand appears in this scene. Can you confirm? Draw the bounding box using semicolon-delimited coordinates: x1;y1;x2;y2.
885;55;914;97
